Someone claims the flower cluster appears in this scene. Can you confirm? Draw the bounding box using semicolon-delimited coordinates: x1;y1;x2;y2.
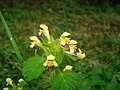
59;32;85;59
3;78;26;90
29;24;85;70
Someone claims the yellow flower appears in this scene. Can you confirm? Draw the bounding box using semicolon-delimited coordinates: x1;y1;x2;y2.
18;79;24;83
60;37;70;46
29;36;43;48
77;48;85;59
65;48;85;59
63;65;73;71
69;45;77;53
61;32;70;37
69;40;77;54
38;30;44;36
39;24;51;43
70;40;77;44
30;42;36;48
40;24;48;30
60;32;70;48
43;54;58;67
6;78;13;86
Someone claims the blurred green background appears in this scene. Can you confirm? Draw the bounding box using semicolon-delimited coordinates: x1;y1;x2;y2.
0;0;120;90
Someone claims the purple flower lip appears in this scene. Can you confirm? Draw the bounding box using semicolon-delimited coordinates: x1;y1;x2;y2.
46;66;50;70
65;44;69;48
33;46;36;49
73;51;77;55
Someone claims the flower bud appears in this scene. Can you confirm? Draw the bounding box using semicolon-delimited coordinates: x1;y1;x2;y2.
6;78;13;86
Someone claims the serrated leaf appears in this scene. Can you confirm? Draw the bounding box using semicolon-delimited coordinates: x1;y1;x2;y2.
52;71;79;90
22;56;45;81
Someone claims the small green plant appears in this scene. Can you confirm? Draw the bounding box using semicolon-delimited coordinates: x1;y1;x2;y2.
22;24;85;90
3;78;26;90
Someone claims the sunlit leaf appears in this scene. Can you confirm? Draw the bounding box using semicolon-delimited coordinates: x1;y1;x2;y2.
22;56;45;81
52;71;79;90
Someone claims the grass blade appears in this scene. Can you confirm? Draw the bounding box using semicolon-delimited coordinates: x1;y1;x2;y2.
0;11;23;63
63;4;71;33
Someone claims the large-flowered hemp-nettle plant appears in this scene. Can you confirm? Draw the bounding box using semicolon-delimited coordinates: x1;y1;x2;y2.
22;24;85;90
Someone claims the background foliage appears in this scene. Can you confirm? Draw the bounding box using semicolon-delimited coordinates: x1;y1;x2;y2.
0;0;120;90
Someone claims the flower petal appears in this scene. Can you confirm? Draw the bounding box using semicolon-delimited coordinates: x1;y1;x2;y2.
39;24;48;30
30;36;43;48
43;29;50;41
47;54;55;60
39;24;50;41
30;36;38;41
70;45;77;52
65;44;69;48
53;60;58;67
61;32;70;37
77;52;85;59
63;65;73;71
70;40;78;44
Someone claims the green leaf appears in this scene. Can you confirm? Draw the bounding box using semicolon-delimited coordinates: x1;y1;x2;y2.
115;57;120;70
66;53;80;61
103;66;113;80
101;37;120;45
41;35;54;46
89;67;103;75
22;56;45;81
50;36;55;42
86;67;106;86
106;83;120;90
78;76;92;90
56;48;64;64
19;80;27;86
52;71;79;90
41;36;48;45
